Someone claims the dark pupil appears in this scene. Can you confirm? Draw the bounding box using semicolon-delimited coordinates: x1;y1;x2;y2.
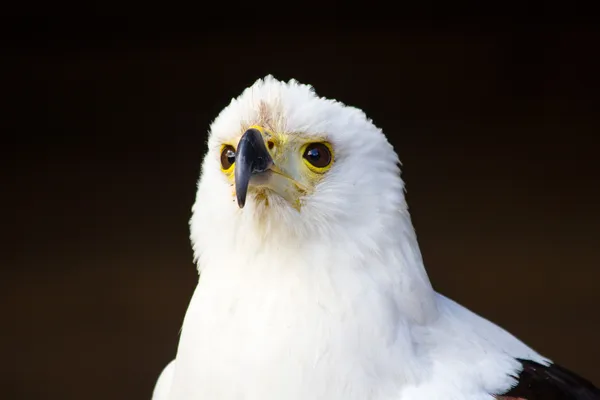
226;149;235;164
306;148;321;161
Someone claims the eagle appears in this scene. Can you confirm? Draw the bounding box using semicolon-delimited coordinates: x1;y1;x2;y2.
152;76;599;400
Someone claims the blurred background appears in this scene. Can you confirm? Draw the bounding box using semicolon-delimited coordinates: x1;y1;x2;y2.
2;14;599;400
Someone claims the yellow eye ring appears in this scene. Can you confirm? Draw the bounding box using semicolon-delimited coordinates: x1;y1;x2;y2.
220;144;236;173
301;142;334;173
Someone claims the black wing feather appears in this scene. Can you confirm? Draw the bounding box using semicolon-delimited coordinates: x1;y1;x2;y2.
496;358;600;400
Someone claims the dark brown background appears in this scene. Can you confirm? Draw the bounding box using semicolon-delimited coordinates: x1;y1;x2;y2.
2;15;599;400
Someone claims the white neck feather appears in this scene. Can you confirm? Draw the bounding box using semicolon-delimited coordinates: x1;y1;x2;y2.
173;186;439;399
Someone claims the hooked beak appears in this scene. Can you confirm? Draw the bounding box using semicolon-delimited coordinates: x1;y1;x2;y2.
234;127;309;210
234;128;275;208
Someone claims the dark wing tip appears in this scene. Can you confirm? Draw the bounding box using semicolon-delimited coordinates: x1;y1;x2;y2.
495;358;600;400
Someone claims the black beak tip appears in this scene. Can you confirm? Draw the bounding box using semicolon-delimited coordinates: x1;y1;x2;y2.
236;192;246;208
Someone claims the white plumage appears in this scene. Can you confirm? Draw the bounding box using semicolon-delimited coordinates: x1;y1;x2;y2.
153;76;552;400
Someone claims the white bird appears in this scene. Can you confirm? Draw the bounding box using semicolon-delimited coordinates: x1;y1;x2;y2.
153;76;599;400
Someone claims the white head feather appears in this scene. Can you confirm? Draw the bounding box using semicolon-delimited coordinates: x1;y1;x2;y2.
189;75;437;323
